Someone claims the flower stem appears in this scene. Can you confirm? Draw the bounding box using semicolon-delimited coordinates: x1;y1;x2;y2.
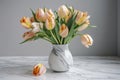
50;30;59;44
43;37;54;43
60;37;63;44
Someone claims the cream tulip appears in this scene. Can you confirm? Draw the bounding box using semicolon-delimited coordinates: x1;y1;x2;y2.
59;24;69;38
20;17;32;29
35;8;46;22
80;34;93;48
45;17;55;30
58;5;69;18
32;22;43;33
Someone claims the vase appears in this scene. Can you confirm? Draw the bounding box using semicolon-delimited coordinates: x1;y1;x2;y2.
48;44;73;72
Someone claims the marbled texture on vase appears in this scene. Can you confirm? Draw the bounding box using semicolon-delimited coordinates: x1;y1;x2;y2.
48;44;73;72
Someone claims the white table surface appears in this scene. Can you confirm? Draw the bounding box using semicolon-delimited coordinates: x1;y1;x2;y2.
0;56;120;80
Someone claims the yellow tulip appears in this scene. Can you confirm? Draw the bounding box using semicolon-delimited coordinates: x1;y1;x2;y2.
58;5;69;18
59;24;69;38
45;17;55;30
80;34;93;48
20;17;32;29
75;11;90;25
78;20;90;31
23;31;35;40
35;8;46;22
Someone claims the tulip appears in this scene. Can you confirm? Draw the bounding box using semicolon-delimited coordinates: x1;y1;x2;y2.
78;20;90;31
35;8;46;22
32;22;43;33
59;24;69;38
45;9;55;19
75;11;90;25
33;63;46;76
58;5;69;19
80;34;93;48
23;31;35;40
20;17;32;29
45;17;55;30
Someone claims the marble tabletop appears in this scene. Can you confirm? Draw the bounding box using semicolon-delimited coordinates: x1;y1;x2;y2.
0;56;120;80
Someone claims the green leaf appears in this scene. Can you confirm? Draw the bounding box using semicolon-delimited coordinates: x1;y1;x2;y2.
30;8;38;22
19;37;34;44
67;13;77;30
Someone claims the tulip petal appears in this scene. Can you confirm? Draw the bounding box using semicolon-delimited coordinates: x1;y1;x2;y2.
80;34;93;48
23;31;35;40
32;22;43;33
20;17;32;29
75;11;90;25
45;17;55;30
33;63;47;76
36;8;46;22
59;24;69;38
58;5;69;18
78;23;89;31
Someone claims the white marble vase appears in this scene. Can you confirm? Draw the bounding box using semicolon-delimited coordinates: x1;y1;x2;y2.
48;44;73;72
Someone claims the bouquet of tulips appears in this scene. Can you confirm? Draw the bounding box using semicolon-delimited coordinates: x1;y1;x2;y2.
20;5;95;48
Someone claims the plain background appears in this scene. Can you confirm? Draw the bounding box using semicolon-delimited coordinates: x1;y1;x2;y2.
0;0;118;56
118;0;120;56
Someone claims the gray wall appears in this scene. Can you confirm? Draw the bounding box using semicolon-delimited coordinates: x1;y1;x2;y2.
0;0;117;56
118;0;120;56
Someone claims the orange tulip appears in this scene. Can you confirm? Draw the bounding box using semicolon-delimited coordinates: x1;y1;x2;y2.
23;31;35;40
20;17;32;29
80;34;93;48
59;24;69;38
33;64;46;76
35;8;46;22
45;17;55;30
75;11;90;25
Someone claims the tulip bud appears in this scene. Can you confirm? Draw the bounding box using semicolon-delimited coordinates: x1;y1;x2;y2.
20;17;32;29
58;5;69;18
59;24;69;38
32;22;43;33
33;64;47;76
80;34;93;48
35;8;46;22
23;31;35;40
45;17;55;30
